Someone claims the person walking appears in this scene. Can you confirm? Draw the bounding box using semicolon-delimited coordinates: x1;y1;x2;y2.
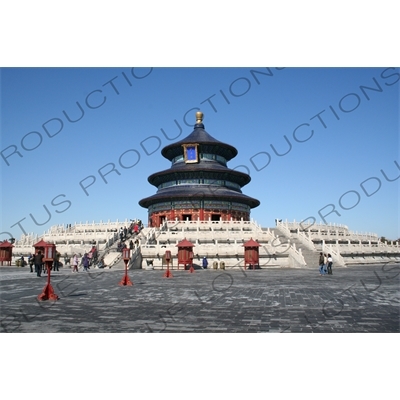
327;254;333;275
42;256;47;274
202;256;208;269
123;226;128;240
53;251;61;271
82;253;90;272
87;251;93;267
28;253;34;273
323;253;328;274
64;254;70;267
72;254;79;273
91;246;98;264
318;253;324;275
34;251;44;277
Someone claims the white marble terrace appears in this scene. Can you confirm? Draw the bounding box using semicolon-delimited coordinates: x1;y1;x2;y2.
275;219;400;266
141;219;312;269
10;219;131;258
7;218;400;268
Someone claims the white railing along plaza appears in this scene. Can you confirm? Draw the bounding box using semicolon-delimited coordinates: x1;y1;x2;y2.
276;219;397;246
10;220;133;257
163;218;263;230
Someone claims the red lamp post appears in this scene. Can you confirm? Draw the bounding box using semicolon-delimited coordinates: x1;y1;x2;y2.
37;242;59;301
119;247;133;286
163;250;173;278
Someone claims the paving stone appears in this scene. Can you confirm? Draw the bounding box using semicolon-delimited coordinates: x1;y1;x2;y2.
0;264;399;332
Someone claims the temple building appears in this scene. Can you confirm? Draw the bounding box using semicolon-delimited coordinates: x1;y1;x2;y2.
139;111;260;227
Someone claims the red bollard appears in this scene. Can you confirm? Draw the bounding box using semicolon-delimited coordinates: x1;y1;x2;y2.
163;268;173;278
119;259;133;286
119;273;133;286
38;262;59;301
119;248;133;286
163;259;173;278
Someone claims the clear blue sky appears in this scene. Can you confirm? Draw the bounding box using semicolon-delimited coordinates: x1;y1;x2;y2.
1;67;399;240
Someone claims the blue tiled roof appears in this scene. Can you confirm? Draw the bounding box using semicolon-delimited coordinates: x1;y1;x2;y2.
161;124;238;161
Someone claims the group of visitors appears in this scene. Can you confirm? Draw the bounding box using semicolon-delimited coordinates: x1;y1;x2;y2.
130;219;143;233
129;238;140;250
26;245;103;276
28;251;45;277
119;221;142;242
318;253;333;275
71;253;91;272
26;250;62;274
71;248;103;272
113;230;139;259
119;227;128;241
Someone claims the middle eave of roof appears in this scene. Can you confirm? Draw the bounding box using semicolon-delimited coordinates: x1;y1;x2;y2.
148;161;251;187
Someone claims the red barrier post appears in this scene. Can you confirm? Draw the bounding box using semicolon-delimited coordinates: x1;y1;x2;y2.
37;242;59;301
163;250;173;278
188;251;195;273
119;247;133;286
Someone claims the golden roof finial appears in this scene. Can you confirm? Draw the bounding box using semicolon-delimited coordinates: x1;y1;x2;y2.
196;111;203;124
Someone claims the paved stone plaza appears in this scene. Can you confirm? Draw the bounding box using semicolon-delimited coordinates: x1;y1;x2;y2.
0;263;399;333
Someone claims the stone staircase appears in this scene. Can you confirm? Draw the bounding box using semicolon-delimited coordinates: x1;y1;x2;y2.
271;227;319;268
288;235;319;268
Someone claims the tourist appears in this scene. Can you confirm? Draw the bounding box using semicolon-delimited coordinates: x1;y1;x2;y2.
90;245;98;260
124;226;128;240
323;254;328;274
97;256;105;268
87;250;93;266
28;253;34;273
129;239;134;250
64;253;70;267
82;253;90;271
72;254;79;273
318;253;324;275
202;256;208;269
42;258;47;274
34;251;44;277
327;254;333;275
53;251;61;271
